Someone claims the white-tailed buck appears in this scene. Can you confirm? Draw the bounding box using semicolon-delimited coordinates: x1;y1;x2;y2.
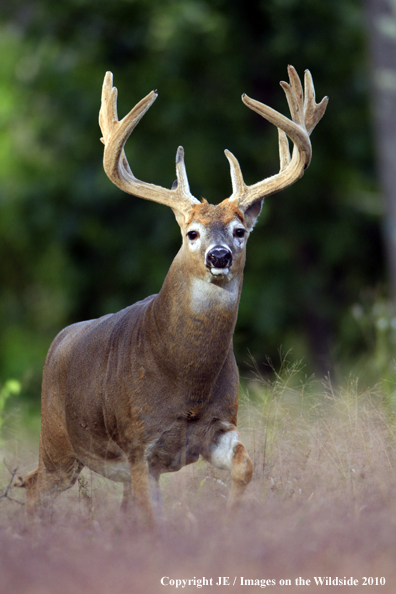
25;66;327;522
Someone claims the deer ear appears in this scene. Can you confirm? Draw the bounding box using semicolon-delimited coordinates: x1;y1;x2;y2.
243;199;263;231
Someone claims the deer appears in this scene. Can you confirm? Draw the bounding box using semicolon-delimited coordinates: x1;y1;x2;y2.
24;66;327;523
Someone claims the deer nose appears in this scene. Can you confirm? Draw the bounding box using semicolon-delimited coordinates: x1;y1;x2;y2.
206;246;233;269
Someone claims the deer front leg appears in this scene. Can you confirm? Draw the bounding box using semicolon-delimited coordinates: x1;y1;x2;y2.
205;428;253;511
122;466;163;520
123;458;155;526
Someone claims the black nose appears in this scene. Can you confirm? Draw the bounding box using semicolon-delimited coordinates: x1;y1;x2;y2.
206;246;233;269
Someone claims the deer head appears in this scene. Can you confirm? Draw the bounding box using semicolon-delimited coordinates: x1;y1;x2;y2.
99;66;328;289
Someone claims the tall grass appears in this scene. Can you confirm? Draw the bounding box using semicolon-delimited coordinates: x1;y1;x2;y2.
1;367;396;593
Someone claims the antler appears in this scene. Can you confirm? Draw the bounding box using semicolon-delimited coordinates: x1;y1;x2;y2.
226;66;328;210
99;72;200;215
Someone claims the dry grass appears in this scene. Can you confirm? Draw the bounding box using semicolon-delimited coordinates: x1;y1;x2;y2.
1;372;396;593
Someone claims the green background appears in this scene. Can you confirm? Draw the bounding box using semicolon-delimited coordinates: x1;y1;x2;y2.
0;0;387;407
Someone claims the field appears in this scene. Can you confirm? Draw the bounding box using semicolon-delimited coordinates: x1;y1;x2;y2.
1;367;396;593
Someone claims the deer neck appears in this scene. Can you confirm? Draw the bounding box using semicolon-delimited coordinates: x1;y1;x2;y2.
149;251;243;393
158;250;242;323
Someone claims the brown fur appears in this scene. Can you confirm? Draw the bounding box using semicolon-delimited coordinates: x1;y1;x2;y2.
186;200;244;227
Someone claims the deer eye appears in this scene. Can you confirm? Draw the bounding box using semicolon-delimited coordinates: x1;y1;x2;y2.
187;230;199;240
234;228;246;238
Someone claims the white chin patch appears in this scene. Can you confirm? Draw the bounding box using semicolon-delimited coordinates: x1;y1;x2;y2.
210;267;229;276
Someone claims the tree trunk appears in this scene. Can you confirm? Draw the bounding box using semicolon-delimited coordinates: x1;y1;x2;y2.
366;0;396;302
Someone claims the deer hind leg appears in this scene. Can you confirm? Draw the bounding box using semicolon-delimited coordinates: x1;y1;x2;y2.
24;454;83;517
24;468;40;516
205;428;253;512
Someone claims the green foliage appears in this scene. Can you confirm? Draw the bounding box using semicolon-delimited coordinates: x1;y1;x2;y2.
346;296;396;394
0;0;386;402
0;379;21;430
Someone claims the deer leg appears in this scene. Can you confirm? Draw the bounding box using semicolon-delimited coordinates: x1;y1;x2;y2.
149;471;164;519
24;455;83;516
125;458;155;526
24;468;40;516
121;481;132;513
227;441;253;511
121;468;162;522
205;429;253;512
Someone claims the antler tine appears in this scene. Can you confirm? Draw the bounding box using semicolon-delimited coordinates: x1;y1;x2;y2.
224;149;246;200
99;72;118;145
175;146;194;200
228;66;328;210
303;69;329;135
280;65;305;127
99;72;200;214
225;127;291;201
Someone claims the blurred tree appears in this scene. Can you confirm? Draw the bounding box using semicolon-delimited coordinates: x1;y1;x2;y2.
0;0;384;403
366;0;396;301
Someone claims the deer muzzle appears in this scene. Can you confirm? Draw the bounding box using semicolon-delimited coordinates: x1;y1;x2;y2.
206;246;233;275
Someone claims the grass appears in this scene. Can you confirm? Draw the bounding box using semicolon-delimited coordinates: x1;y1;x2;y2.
1;368;396;593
